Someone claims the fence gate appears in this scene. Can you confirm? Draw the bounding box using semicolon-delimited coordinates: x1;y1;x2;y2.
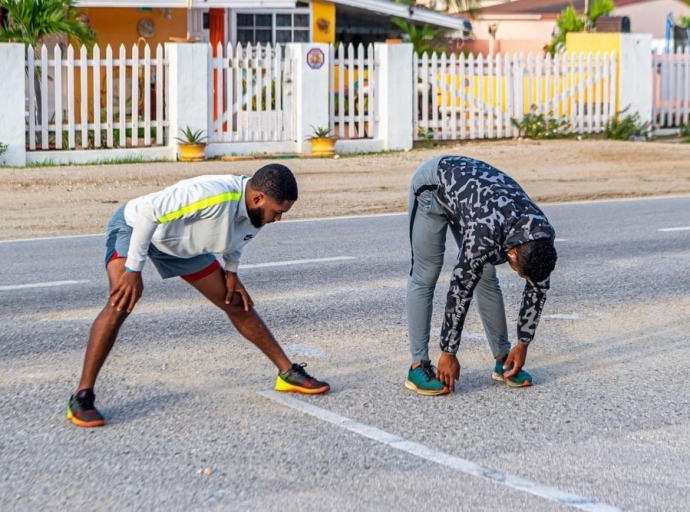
329;43;375;140
652;48;690;129
414;52;617;141
208;43;294;143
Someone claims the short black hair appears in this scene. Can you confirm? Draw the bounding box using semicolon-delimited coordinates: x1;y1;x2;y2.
249;163;298;203
514;239;557;284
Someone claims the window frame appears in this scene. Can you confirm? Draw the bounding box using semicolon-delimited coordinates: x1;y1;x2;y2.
232;8;312;46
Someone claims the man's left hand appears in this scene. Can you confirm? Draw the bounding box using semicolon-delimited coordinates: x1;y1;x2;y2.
503;342;528;378
224;271;254;311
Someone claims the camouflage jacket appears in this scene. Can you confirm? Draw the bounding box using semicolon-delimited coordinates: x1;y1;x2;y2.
435;156;556;354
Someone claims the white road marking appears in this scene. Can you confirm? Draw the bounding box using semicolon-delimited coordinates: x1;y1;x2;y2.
0;258;353;291
541;192;690;207
0;280;89;291
240;256;355;269
259;391;625;512
658;226;690;232
0;233;100;244
555;238;568;242
543;313;581;320
285;212;406;223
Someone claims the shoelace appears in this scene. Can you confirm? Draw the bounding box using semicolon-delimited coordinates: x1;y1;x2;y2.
292;362;314;380
419;363;438;381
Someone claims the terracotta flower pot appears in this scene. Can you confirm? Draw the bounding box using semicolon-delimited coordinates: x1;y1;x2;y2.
310;137;336;156
178;143;206;162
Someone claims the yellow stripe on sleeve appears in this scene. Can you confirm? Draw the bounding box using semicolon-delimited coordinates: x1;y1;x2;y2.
158;191;242;223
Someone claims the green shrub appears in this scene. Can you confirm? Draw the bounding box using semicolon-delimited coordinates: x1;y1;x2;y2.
511;106;571;139
417;126;435;147
604;112;649;140
679;125;690;143
0;142;7;157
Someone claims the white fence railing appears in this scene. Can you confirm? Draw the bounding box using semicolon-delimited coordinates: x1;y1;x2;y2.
652;47;690;129
26;43;168;151
329;43;375;140
414;52;617;141
208;43;292;143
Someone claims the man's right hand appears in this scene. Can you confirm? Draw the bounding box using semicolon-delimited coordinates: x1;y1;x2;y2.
109;271;144;313
436;353;461;392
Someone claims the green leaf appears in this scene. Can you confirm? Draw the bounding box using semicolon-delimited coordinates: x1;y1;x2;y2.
0;0;96;48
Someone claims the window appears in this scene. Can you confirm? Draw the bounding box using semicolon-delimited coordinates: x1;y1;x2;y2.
235;10;311;45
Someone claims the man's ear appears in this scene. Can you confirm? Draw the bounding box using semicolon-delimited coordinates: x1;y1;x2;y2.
252;191;265;205
506;247;518;261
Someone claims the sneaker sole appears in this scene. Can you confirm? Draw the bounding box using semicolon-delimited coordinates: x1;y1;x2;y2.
491;372;531;388
67;408;106;428
274;378;330;394
404;380;449;396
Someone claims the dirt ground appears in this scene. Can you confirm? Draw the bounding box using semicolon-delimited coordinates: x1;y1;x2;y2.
1;139;689;240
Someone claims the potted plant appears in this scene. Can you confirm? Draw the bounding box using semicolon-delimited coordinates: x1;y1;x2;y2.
175;127;207;162
307;125;336;156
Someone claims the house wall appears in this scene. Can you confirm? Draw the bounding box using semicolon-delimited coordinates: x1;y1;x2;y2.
470;18;556;42
614;0;690;39
457;39;548;56
463;17;554;56
79;7;187;48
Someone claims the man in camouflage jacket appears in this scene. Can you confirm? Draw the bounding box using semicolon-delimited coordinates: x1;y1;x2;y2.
405;156;558;395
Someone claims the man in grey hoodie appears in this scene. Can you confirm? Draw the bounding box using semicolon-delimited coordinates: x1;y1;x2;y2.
405;156;557;395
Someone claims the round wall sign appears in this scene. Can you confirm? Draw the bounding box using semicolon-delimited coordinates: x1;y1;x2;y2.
137;18;155;38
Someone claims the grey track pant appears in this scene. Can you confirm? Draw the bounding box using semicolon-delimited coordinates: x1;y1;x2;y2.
406;157;511;363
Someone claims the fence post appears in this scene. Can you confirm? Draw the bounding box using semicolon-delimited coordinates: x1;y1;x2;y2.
165;42;209;159
287;43;330;154
618;34;653;124
0;44;27;166
373;43;413;150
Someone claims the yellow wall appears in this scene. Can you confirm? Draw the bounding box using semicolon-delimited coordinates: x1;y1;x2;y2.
565;33;621;55
68;8;186;126
566;33;622;110
311;1;336;44
79;7;187;49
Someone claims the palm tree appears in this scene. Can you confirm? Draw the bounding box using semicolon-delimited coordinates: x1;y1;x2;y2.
393;17;451;56
392;0;480;56
546;0;614;55
0;0;95;48
0;0;96;126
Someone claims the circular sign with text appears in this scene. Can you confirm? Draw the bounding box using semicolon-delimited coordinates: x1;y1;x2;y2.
306;48;325;70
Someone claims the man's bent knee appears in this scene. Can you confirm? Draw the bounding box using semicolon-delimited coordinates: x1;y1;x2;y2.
222;292;251;316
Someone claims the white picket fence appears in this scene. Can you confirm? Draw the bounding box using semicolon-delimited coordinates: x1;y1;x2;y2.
26;43;167;151
329;43;375;140
414;52;618;141
208;43;293;143
652;47;690;128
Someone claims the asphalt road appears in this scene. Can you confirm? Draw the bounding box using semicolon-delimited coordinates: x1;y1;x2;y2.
1;195;689;511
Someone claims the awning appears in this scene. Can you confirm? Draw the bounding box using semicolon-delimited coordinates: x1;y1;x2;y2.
329;0;471;31
75;0;296;7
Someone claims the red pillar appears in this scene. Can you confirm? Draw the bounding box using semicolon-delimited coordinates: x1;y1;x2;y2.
209;8;225;121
